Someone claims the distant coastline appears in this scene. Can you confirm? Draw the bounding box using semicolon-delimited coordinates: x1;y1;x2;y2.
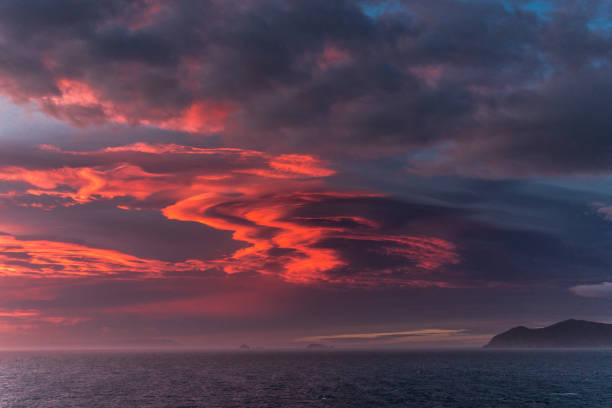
485;319;612;348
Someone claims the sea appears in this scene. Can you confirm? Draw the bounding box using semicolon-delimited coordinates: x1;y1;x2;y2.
1;350;611;407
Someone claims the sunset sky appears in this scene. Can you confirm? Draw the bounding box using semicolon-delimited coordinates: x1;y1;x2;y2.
2;0;612;349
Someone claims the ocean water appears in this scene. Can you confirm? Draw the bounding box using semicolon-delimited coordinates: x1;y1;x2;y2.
1;350;612;407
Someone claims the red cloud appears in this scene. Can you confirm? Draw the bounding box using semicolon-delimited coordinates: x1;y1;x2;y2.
39;79;233;132
163;192;350;283
0;233;208;278
0;307;88;334
318;46;352;68
0;143;459;284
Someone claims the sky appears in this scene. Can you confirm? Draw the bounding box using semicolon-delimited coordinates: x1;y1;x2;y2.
2;0;612;349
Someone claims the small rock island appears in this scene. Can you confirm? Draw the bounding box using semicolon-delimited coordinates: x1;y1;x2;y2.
306;343;332;349
485;319;612;348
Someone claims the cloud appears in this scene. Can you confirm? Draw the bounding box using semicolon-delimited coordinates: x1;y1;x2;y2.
0;307;88;335
294;328;478;344
570;282;612;300
592;202;612;221
164;192;460;284
0;0;612;175
2;142;608;287
0;143;461;285
0;232;209;278
5;0;612;348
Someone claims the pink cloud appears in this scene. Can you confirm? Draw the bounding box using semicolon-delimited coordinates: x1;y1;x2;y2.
0;143;459;285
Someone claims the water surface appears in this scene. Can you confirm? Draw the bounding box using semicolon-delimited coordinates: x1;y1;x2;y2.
1;350;611;407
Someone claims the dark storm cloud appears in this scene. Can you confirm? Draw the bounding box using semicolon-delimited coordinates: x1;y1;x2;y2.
2;0;612;174
314;211;607;286
279;189;612;286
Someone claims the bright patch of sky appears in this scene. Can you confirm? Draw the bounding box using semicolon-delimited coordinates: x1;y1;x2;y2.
539;176;612;199
499;0;553;18
588;2;612;31
361;1;557;20
0;96;72;142
521;1;554;17
361;0;405;19
588;18;612;32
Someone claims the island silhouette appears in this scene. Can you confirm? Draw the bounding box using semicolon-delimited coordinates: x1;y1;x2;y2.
485;319;612;348
306;343;333;349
